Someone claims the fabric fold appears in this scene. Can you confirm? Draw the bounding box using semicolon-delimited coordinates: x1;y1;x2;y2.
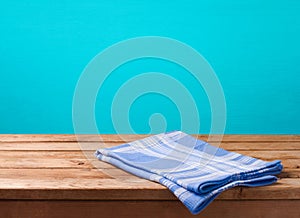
95;131;283;214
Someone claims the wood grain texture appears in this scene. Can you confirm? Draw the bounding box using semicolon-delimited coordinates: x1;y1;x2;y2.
0;134;299;217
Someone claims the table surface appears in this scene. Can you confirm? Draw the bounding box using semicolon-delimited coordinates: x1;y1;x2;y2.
0;134;299;201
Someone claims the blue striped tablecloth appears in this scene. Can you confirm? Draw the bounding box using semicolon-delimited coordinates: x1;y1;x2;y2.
95;131;283;214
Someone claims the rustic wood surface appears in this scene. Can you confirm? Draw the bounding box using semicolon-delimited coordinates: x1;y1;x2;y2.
0;134;299;218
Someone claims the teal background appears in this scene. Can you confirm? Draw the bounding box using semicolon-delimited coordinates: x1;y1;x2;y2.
0;0;299;134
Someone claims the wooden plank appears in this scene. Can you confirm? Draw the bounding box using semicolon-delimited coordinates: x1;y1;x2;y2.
0;141;299;151
0;134;147;142
0;153;298;170
234;150;300;160
0;200;299;218
0;158;95;169
0;157;297;170
0;150;298;162
219;142;300;151
0;168;298;180
0;134;299;142
0;168;298;179
0;150;299;161
0;168;112;179
0;142;85;151
0;176;298;200
0;151;87;159
278;169;300;178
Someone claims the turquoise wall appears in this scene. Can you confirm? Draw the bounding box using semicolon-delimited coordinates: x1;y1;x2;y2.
0;0;299;134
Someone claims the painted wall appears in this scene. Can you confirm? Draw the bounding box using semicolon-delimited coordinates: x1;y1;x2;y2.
0;1;299;134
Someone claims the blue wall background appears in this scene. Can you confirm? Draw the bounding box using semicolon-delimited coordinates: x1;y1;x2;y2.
0;0;299;134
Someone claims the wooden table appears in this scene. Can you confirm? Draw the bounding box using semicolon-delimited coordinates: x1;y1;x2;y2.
0;134;299;218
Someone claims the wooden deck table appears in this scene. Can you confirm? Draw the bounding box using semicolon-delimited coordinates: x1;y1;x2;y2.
0;134;299;218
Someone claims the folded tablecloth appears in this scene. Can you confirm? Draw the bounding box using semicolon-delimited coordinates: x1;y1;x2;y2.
95;131;283;214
